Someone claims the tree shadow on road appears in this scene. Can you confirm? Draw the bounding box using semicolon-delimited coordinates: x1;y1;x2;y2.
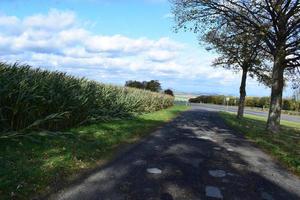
46;109;300;200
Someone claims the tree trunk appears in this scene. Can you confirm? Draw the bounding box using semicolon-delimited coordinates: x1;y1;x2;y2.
266;56;285;133
237;67;248;119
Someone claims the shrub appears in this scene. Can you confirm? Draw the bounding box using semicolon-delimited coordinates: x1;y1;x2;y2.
164;89;174;96
0;63;174;132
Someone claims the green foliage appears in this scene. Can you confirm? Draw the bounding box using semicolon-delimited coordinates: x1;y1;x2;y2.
0;63;174;133
125;80;161;92
145;80;161;92
220;112;300;176
204;26;270;87
164;89;174;96
0;105;188;200
189;95;300;111
125;80;144;89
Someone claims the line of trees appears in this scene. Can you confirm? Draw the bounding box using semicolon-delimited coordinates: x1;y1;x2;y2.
125;80;162;92
172;0;300;133
125;80;174;96
189;95;300;112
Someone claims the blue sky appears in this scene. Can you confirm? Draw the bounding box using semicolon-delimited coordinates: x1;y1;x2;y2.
0;0;293;97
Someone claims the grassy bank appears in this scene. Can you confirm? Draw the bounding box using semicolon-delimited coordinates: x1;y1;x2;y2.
220;112;300;175
0;105;189;199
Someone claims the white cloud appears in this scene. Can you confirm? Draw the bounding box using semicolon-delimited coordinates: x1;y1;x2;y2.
23;9;76;31
146;50;177;62
0;9;249;94
0;15;19;26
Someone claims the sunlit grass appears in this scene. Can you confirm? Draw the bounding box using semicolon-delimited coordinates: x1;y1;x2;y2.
220;112;300;176
0;105;189;200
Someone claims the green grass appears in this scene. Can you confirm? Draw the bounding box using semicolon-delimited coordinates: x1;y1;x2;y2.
0;105;189;199
220;112;300;176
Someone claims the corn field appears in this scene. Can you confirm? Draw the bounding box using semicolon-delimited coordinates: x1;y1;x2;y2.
0;63;174;132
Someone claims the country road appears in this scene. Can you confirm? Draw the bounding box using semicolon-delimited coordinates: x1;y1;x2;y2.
50;107;300;200
191;103;300;123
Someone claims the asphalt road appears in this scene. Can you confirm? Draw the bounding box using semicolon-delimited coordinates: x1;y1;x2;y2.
191;103;300;123
49;107;300;200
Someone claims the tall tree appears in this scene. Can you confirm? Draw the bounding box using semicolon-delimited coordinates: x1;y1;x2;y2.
145;80;162;92
164;89;174;96
204;27;270;118
293;87;300;101
172;0;300;133
125;80;144;89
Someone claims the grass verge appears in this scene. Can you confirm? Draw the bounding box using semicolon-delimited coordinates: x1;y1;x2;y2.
220;112;300;176
0;105;189;199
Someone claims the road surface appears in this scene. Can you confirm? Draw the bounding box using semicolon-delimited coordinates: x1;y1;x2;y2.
191;103;300;123
49;107;300;200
